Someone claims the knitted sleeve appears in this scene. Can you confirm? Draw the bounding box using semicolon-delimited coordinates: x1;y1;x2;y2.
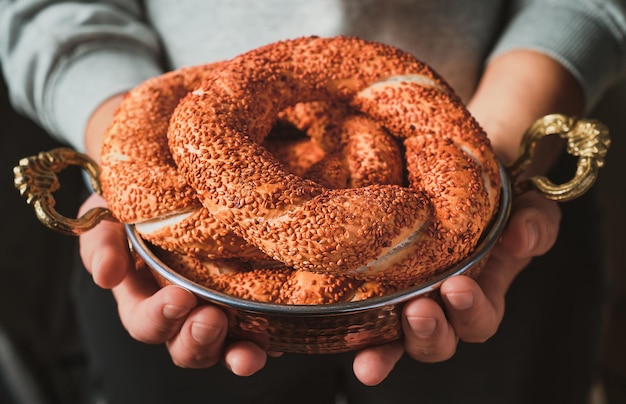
489;0;626;109
0;0;164;150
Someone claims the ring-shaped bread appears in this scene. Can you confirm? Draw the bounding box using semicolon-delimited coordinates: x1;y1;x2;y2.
101;61;406;303
101;60;402;262
167;36;501;287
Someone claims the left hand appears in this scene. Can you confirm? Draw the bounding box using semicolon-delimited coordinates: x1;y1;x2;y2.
78;193;270;376
352;190;561;385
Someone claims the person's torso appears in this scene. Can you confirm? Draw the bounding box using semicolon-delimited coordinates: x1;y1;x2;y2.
144;0;507;101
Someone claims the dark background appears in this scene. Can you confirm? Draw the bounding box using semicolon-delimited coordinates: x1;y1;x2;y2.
0;75;88;403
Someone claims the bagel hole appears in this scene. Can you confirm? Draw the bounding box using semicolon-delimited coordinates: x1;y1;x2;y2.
263;120;327;182
265;120;309;143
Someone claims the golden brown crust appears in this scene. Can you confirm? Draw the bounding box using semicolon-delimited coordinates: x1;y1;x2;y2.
101;63;271;261
167;36;500;286
156;249;396;304
101;35;501;302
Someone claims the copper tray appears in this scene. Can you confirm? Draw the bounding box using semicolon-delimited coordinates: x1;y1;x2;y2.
13;114;610;353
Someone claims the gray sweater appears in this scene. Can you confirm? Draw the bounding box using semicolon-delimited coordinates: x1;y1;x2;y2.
1;0;626;150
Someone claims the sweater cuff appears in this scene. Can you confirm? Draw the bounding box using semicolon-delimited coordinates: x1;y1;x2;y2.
489;2;626;110
45;46;163;151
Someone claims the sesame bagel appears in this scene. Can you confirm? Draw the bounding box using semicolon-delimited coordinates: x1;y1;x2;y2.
100;49;409;267
155;249;394;304
100;63;271;262
100;59;409;303
167;36;501;287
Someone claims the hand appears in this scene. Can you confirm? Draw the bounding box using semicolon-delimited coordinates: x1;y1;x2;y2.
352;190;561;386
351;48;580;386
78;193;269;376
83;93;274;376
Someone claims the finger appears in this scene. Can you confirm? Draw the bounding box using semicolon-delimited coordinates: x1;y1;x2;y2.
437;211;536;343
439;192;561;343
439;275;502;343
223;341;268;376
402;297;458;363
78;193;129;288
165;304;230;369
352;340;404;386
112;270;198;344
469;191;559;302
501;191;561;258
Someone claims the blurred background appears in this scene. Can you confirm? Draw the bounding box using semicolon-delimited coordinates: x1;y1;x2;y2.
1;72;624;404
1;75;89;403
590;80;626;404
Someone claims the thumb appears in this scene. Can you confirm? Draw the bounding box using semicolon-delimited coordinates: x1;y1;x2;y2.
501;191;561;258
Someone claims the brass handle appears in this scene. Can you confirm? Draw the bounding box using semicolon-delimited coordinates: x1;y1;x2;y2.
507;114;610;201
13;147;116;235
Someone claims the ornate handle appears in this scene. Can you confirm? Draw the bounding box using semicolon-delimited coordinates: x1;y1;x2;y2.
507;114;610;201
13;147;116;235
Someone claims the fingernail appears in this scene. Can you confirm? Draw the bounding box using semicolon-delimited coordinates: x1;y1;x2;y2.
191;322;220;344
407;316;437;338
525;220;538;252
446;291;474;310
162;304;190;320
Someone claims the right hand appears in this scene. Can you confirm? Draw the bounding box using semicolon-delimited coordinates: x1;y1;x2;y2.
78;186;269;376
83;93;271;375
